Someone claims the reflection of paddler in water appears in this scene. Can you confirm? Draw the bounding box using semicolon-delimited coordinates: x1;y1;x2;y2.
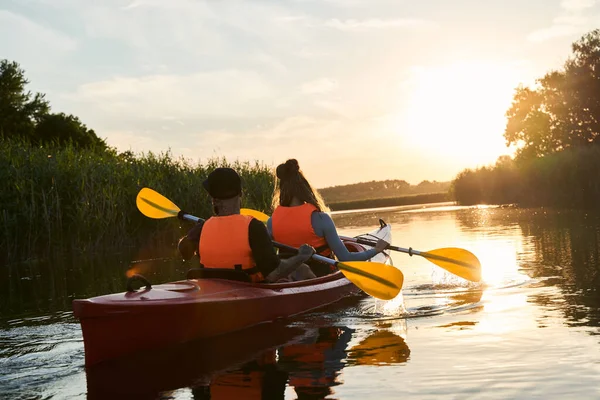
278;326;354;399
191;350;288;400
186;326;410;399
189;327;354;400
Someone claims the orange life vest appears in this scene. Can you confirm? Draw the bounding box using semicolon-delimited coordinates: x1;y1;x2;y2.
271;203;331;257
199;214;263;282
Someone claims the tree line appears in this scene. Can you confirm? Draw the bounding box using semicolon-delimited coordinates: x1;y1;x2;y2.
0;59;106;149
452;29;600;209
320;179;450;204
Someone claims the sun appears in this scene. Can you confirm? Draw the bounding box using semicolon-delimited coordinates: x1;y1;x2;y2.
395;60;526;168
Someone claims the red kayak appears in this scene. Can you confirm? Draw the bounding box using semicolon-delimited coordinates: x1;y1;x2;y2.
73;223;393;367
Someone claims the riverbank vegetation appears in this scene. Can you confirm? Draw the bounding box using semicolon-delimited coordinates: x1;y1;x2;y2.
452;30;600;209
319;179;450;210
0;137;274;266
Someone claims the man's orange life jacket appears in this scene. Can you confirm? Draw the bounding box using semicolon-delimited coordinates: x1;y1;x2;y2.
199;214;263;282
271;203;331;257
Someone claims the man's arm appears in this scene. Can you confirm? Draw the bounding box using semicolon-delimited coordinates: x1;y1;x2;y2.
248;219;314;282
177;221;204;261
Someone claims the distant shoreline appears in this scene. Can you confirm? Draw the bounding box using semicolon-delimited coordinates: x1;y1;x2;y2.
330;200;457;216
327;192;451;212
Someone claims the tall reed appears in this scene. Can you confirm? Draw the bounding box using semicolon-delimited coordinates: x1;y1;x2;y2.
0;137;275;265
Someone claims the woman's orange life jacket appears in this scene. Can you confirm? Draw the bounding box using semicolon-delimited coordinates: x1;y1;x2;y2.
271;203;331;257
199;214;264;282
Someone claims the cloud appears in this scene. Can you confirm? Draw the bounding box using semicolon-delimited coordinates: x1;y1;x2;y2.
66;70;277;119
528;24;580;42
324;18;435;31
528;0;598;42
560;0;596;10
301;78;338;94
0;10;78;57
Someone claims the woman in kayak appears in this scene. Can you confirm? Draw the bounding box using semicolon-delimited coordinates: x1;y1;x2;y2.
178;167;316;282
267;159;389;277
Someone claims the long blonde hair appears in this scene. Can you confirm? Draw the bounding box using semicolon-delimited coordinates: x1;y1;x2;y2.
272;159;329;212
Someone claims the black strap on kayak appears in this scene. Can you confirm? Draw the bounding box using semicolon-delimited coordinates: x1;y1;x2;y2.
126;274;152;292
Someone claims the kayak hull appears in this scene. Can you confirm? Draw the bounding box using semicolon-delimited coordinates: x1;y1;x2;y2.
73;222;393;367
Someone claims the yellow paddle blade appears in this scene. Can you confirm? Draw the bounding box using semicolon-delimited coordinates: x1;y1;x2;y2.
421;247;482;282
347;330;410;366
240;208;270;223
337;261;403;300
136;188;181;219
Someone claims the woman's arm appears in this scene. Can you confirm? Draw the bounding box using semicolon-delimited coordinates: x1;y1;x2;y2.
312;212;381;261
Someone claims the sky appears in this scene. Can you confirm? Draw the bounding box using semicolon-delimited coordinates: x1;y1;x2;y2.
2;0;600;187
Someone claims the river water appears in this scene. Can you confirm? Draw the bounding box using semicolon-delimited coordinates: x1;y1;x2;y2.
2;204;600;399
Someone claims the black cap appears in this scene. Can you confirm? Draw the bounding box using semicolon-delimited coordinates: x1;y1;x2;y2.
202;167;242;199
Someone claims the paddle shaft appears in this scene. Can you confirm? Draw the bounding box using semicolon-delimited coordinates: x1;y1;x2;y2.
342;235;478;270
180;213;201;223
340;235;422;256
272;241;337;267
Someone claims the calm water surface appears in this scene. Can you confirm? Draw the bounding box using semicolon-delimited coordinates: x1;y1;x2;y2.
2;205;600;399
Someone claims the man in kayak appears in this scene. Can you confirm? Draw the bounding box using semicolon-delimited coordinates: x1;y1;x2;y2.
178;167;316;282
268;159;389;277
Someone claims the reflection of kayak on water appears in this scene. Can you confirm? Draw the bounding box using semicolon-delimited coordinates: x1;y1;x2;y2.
86;320;411;399
85;322;307;399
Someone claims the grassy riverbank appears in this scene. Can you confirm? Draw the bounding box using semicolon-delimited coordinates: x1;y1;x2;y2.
0;137;275;265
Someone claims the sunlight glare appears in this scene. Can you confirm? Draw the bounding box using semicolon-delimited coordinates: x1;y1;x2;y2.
395;61;527;166
472;239;531;286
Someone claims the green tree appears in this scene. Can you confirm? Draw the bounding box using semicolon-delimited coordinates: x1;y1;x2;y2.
0;60;50;137
33;112;107;149
0;59;106;150
505;29;600;160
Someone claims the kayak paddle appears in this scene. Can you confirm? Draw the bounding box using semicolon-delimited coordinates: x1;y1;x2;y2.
340;236;481;283
237;206;482;283
136;187;404;300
